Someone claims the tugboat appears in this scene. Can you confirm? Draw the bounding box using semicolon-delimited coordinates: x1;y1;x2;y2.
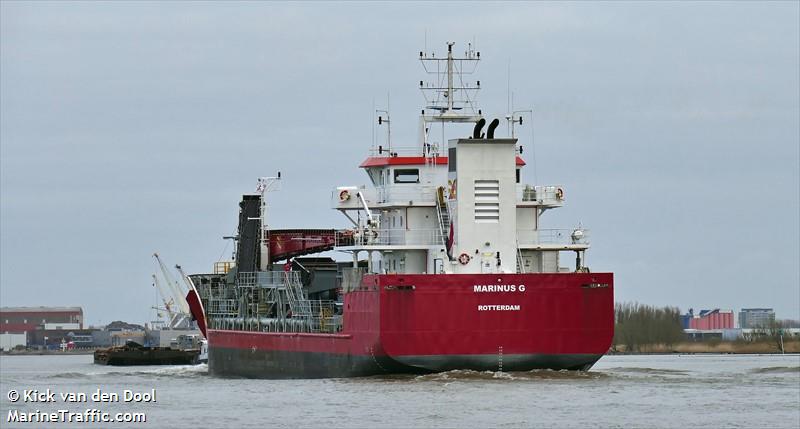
185;42;614;378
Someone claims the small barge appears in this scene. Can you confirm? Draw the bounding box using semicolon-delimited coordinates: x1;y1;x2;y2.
93;342;200;366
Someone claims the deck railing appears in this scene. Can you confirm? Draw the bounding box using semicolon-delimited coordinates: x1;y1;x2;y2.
367;146;443;157
336;228;444;247
516;228;591;246
517;185;565;205
376;185;438;204
205;271;343;333
237;271;302;288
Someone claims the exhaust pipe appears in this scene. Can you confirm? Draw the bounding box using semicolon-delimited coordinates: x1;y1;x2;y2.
473;118;486;139
487;118;500;139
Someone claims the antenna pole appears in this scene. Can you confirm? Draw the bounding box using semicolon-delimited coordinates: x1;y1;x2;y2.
447;42;455;113
387;93;392;151
507;59;511;135
377;106;390;153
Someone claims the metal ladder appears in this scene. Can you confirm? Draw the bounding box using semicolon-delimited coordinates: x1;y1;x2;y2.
435;187;451;248
283;272;312;319
516;241;525;274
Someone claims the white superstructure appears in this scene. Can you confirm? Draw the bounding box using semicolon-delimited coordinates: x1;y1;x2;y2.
332;42;590;275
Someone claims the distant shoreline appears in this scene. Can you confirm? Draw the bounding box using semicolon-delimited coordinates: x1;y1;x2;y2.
1;349;95;356
609;339;800;355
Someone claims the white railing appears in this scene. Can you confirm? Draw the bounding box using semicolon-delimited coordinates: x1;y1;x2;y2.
367;145;442;157
516;228;590;246
376;185;438;204
517;185;565;206
379;228;443;245
336;228;443;247
331;185;438;207
336;227;588;247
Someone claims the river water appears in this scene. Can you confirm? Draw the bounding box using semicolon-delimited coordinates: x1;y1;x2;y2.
1;354;798;428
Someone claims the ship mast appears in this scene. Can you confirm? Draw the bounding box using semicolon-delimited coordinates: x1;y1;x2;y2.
418;42;483;156
446;42;455;113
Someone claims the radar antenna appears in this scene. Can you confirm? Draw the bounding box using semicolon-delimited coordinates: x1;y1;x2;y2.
417;42;484;155
418;41;482;122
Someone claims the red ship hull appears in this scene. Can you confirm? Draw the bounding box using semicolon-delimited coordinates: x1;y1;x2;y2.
206;272;613;378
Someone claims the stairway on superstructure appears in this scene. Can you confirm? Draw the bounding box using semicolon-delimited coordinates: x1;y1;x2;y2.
283;272;312;319
435;187;451;249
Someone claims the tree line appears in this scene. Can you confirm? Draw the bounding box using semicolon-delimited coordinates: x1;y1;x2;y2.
613;302;685;352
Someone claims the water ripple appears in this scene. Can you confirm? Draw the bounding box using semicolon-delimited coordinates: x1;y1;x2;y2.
48;364;208;379
750;366;800;374
605;367;690;376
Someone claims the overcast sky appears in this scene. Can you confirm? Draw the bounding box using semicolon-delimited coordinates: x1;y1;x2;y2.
2;2;798;325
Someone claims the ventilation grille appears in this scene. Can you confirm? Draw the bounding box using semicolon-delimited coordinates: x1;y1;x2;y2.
474;180;499;223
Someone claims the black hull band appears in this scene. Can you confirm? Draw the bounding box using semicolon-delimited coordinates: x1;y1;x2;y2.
208;347;602;378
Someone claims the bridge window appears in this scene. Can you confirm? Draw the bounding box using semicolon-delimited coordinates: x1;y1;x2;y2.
394;169;420;184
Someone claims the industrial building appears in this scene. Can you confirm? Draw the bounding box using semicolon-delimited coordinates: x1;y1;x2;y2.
739;308;775;329
681;308;734;330
679;306;796;342
1;306;83;332
0;306;84;349
0;306;201;351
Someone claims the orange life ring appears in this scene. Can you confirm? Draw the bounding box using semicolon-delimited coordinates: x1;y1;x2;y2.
339;190;350;201
555;188;564;200
458;253;470;265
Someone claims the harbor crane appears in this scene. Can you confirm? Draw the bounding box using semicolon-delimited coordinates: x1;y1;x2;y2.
153;252;191;314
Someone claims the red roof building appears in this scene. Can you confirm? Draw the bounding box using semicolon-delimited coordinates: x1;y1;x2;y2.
0;307;83;333
688;309;734;330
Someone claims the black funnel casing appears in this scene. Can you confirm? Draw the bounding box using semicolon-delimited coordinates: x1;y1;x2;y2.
236;195;262;272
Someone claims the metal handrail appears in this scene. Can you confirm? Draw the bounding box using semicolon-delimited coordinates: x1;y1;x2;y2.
336;228;444;246
517;184;565;205
376;185;438;204
237;271;301;288
516;228;591;246
367;146;442;157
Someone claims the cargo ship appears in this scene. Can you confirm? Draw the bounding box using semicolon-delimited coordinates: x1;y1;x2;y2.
185;42;614;378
